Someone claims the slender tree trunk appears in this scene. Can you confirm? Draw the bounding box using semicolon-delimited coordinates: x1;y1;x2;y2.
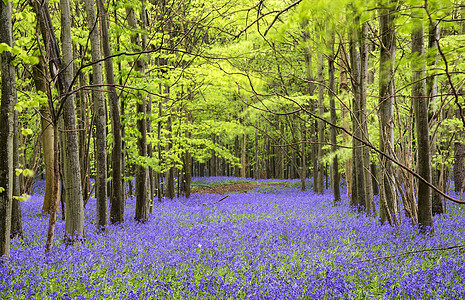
84;0;107;232
32;57;55;214
241;131;246;178
127;5;148;219
61;0;85;244
412;13;433;231
379;1;399;225
328;35;341;203
427;22;443;215
97;0;124;223
0;0;15;256
361;22;375;214
316;54;325;194
165;115;175;199
349;33;365;209
11;111;23;239
0;1;17;257
300;122;307;191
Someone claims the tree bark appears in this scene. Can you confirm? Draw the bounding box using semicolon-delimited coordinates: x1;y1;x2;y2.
127;5;149;218
61;0;85;244
0;0;15;256
379;0;399;225
11;111;23;239
97;0;124;223
412;14;433;231
84;0;107;232
360;21;375;214
328;35;341;203
349;31;365;209
427;22;443;215
316;54;325;194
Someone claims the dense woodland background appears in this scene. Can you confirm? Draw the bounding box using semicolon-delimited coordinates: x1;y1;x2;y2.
1;0;465;256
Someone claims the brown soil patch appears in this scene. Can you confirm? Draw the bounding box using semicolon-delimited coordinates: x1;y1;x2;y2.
192;182;290;194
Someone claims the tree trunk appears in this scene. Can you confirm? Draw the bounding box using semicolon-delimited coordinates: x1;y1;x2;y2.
11;111;23;239
427;22;443;215
361;22;375;214
349;32;365;209
0;0;15;256
84;0;107;232
97;0;124;223
165;116;175;199
32;57;55;214
412;13;433;231
379;1;399;225
61;0;85;244
316;54;325;194
127;5;149;219
241;131;246;178
328;35;341;203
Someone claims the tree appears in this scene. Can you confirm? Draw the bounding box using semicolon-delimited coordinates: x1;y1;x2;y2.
0;0;16;257
97;0;124;224
60;0;85;244
328;34;341;204
378;0;399;225
83;0;108;232
412;9;433;231
127;3;148;220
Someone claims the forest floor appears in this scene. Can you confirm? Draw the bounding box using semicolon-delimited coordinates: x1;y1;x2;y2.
191;181;291;194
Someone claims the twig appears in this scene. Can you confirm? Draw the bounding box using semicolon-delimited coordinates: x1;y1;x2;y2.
203;195;230;206
353;244;465;263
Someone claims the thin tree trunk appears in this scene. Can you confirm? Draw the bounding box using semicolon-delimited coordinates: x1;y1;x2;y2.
97;0;124;223
349;33;365;209
412;13;433;231
11;111;23;239
316;54;325;194
361;21;375;214
379;1;399;225
0;0;16;256
328;35;341;203
32;57;55;214
127;5;148;219
84;0;107;232
241;131;246;178
61;0;85;244
427;21;443;215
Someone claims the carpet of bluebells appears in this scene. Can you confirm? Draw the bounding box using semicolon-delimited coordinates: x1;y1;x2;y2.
2;177;465;299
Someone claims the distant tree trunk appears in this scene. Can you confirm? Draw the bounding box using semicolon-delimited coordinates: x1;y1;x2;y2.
427;22;443;215
241;131;246;178
32;57;55;214
165;115;175;199
97;0;124;223
300;122;307;191
84;0;107;232
11;111;23;239
379;1;399;225
371;163;379;195
360;22;375;214
316;54;325;194
234;135;240;176
412;13;433;231
61;0;85;244
127;5;148;219
0;0;15;257
339;48;352;197
349;31;365;209
328;35;341;203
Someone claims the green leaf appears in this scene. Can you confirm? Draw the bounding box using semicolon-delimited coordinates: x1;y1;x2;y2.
0;187;4;193
23;169;34;177
21;128;33;136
